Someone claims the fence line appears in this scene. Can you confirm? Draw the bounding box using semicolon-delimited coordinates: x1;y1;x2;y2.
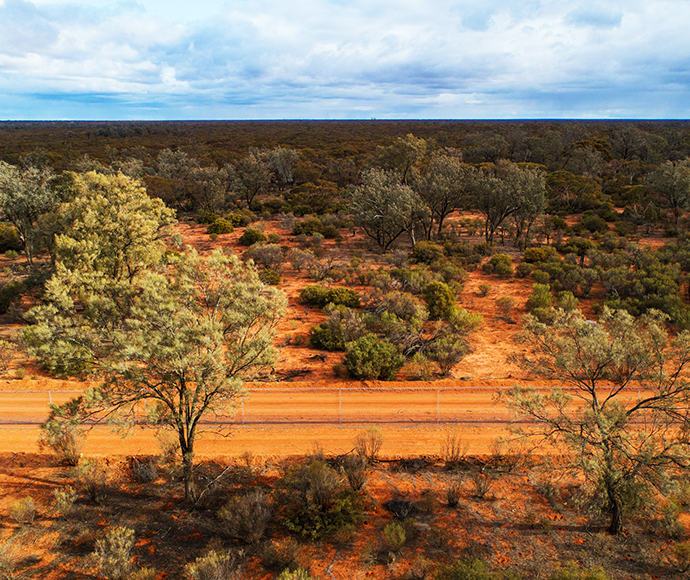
0;385;651;427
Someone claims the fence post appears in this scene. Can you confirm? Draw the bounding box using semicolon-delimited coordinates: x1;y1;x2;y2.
339;389;342;425
437;388;440;424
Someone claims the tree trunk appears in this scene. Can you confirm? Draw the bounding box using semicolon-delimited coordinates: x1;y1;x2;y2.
607;487;623;535
180;440;196;502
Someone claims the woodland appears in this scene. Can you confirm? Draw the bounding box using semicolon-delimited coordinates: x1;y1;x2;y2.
1;120;690;579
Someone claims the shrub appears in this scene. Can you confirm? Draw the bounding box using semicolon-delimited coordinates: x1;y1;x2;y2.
482;254;513;277
372;291;428;326
279;460;363;540
423;281;457;321
532;269;550;285
0;339;14;372
261;538;300;572
259;268;281;285
38;403;85;466
495;296;516;321
130;457;158;483
433;259;469;285
0;541;15;580
77;458;106;503
0;224;21;253
434;558;502;580
218;489;272;544
9;497;36;526
0;282;23;315
341;455;369;490
382;522;406;553
515;262;534;278
447;481;462;507
185;550;242;580
243;243;284;269
292;216;325;236
441;431;468;467
523;246;559;263
53;486;77;518
278;569;316;580
390;266;441;294
288;248;316;272
228;209;256;227
525;283;554;313
412;241;444;264
549;563;611;580
426;335;469;375
344;335;404;380
406;352;435;381
299;285;360;308
206;218;234;235
672;541;690;572
355;427;384;462
196;210;220;224
478;284;491;297
556;291;579;312
94;526;135;580
309;308;367;351
238;227;267;246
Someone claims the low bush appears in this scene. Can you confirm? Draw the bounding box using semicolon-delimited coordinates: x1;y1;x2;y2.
206;218;234;235
354;427;384;463
38;402;85;466
277;569;317;580
549;563;611;580
130;457;158;483
94;526;135;580
53;486;77;518
185;550;242;580
382;522;406;553
9;497;36;526
299;285;361;308
441;431;468;467
344;335;404;380
495;296;516;320
77;458;106;503
279;460;363;540
0;224;21;253
243;243;285;270
423;281;457;321
482;254;513;278
426;335;469;375
261;538;301;572
523;246;559;263
218;489;272;544
259;268;281;285
228;209;256;227
238;227;267;246
341;455;369;491
434;557;505;580
412;241;444;264
405;352;435;381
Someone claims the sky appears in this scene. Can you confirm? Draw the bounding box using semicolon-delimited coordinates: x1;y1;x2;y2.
1;0;690;120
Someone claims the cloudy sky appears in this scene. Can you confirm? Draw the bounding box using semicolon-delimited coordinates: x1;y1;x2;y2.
1;0;689;120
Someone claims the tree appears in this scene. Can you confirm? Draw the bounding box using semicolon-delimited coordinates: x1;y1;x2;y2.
23;175;286;501
414;153;471;236
349;169;429;251
233;152;273;207
507;307;690;534
646;160;690;227
374;134;427;185
472;161;546;243
0;161;57;266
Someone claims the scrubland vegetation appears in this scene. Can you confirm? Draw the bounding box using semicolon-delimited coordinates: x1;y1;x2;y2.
2;120;690;577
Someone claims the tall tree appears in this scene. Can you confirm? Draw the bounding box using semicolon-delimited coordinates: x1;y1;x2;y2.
646;159;690;227
0;161;57;266
472;161;545;243
374;134;427;185
414;153;471;236
233;152;273;207
350;169;429;251
507;307;690;535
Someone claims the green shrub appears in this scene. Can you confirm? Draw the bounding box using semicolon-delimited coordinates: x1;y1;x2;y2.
433;259;469;284
515;262;534;278
94;526;135;580
426;335;469;375
579;213;609;233
228;209;256;227
76;458;106;503
344;335;404;380
206;218;234;235
412;241;444;264
523;246;559;263
280;460;363;540
0;282;23;315
390;266;441;294
0;224;21;253
549;563;611;580
292;216;325;236
354;426;384;462
478;284;491;297
406;352;435;381
38;402;85;466
9;497;36;526
382;522;406;553
259;268;281;285
526;283;554;312
242;243;284;269
532;269;550;285
53;486;77;518
299;285;360;308
185;550;242;580
218;489;272;544
309;307;367;351
261;538;300;572
196;210;220;225
556;291;579;312
434;557;504;580
482;254;513;278
495;296;516;320
238;227;267;246
423;281;457;321
341;455;369;490
277;569;316;580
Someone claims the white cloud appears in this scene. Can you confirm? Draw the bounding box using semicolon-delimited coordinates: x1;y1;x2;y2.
1;0;690;118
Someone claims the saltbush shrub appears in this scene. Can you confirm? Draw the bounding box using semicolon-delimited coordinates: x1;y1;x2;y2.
344;335;404;380
412;241;444;264
206;218;234;235
185;550;242;580
9;497;36;526
238;227;267;246
242;243;285;270
0;224;21;253
523;246;559;263
279;460;363;540
94;526;135;580
423;281;457;321
482;254;513;278
218;489;272;544
299;285;360;308
259;268;281;285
